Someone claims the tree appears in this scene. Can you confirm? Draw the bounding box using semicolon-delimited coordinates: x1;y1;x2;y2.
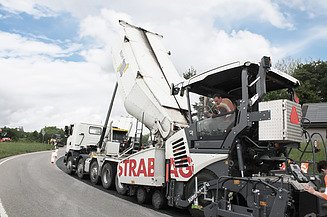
183;66;196;79
292;60;327;104
1;127;24;141
274;57;300;75
26;131;42;142
40;126;64;143
141;134;150;145
264;58;300;101
265;58;327;104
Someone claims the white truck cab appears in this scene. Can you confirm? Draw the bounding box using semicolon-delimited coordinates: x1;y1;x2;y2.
64;122;131;176
65;123;103;153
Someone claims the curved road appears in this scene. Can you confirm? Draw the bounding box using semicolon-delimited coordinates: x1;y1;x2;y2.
0;149;189;217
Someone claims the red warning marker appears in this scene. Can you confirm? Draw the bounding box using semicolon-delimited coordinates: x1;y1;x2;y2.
290;106;300;124
294;92;300;104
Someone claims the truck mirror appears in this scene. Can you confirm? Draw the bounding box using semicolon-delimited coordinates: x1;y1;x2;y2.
69;124;74;135
170;83;180;95
180;88;185;97
262;56;271;68
64;126;69;136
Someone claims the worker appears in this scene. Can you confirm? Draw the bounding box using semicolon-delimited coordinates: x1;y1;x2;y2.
213;94;236;115
304;160;327;200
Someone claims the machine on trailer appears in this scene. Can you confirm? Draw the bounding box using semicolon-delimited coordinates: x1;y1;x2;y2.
65;21;327;217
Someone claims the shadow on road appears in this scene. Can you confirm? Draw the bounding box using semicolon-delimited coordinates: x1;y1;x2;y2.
56;156;190;217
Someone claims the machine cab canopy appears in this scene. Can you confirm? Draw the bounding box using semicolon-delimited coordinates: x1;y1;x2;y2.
182;60;300;98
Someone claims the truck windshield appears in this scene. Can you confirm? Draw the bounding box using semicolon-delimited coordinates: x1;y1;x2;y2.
197;114;235;138
112;130;128;142
89;126;102;135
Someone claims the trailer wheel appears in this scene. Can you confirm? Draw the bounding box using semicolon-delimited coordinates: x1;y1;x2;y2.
101;163;115;189
136;187;150;204
185;170;217;217
152;190;167;210
76;158;85;179
115;174;127;195
90;160;100;185
66;156;75;175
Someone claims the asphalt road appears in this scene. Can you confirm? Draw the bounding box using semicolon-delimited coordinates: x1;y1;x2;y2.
0;149;190;217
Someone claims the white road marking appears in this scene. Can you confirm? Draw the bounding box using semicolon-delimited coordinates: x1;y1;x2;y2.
0;151;52;166
0;197;8;217
0;156;16;166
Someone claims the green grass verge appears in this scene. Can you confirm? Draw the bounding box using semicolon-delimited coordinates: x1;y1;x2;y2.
289;142;327;162
0;142;53;159
289;142;327;174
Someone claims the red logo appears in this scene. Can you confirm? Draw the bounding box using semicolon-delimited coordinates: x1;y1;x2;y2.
118;158;155;177
169;157;194;179
290;106;300;124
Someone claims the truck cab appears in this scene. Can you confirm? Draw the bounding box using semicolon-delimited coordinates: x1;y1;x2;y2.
64;122;129;176
65;123;102;154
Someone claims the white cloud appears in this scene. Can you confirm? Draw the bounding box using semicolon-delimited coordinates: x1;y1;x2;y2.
78;9;132;71
80;47;112;72
1;0;294;29
77;9;283;73
209;0;293;29
0;0;57;18
282;26;327;56
151;18;282;73
0;31;77;58
0;56;127;131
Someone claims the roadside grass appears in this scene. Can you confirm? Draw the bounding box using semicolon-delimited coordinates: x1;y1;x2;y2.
0;142;53;159
289;142;327;174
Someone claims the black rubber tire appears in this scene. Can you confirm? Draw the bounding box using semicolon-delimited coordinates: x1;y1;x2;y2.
66;156;75;175
101;163;115;189
185;170;217;217
152;189;167;210
76;158;85;179
115;174;127;195
90;160;100;185
136;187;150;204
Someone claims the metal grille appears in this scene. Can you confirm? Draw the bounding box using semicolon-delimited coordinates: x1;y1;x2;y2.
172;138;188;168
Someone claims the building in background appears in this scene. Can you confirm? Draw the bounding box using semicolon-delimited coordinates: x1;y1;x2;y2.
302;103;327;145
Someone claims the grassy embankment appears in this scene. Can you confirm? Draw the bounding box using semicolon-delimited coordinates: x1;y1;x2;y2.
0;142;53;159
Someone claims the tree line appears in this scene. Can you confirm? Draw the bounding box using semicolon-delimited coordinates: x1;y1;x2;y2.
0;126;64;143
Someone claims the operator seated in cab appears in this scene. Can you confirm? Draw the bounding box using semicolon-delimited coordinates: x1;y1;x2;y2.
211;93;236;118
197;94;236;138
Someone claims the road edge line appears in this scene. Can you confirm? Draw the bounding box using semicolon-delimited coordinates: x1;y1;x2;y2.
0;150;53;166
0;197;8;217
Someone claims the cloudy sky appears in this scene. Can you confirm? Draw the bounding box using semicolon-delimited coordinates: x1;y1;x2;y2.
0;0;326;131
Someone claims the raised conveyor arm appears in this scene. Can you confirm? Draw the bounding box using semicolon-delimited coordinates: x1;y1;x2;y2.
112;21;188;139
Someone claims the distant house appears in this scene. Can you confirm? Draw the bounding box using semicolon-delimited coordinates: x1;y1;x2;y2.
302;103;327;144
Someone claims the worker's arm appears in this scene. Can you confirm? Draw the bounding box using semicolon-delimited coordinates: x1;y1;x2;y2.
304;184;327;200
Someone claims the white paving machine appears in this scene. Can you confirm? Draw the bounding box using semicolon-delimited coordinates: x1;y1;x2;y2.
65;21;327;217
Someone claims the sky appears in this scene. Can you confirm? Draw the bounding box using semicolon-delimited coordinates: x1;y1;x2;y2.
0;0;326;132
